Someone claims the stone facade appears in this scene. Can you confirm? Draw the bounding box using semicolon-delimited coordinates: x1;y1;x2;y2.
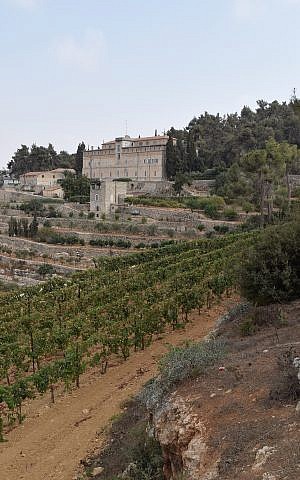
90;179;128;216
83;134;171;181
19;168;75;194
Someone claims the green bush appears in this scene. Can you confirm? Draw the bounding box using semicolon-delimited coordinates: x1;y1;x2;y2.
88;212;95;219
36;227;83;246
197;223;205;231
224;208;238;221
37;263;56;277
213;224;229;234
89;238;132;249
239;222;300;305
242;201;255;213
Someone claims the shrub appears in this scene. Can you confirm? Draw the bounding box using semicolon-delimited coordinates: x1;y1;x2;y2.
213;224;229;234
88;212;95;219
239;319;256;336
86;399;163;480
147;225;157;236
43;220;51;228
141;216;147;224
37;263;56;277
68;211;74;218
293;186;300;198
46;206;61;218
197;223;205;231
204;204;220;219
242;201;255;213
140;339;225;409
224;208;238;221
166;228;175;238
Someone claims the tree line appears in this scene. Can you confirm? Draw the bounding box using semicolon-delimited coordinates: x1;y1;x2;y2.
8;142;86;177
166;98;300;178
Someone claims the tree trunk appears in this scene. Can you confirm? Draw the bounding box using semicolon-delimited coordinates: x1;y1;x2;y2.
286;168;291;211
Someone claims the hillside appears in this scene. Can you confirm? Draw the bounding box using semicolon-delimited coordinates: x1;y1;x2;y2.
84;299;300;480
0;221;298;480
0;297;237;480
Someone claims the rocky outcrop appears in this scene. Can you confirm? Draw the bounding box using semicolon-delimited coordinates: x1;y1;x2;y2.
152;394;219;480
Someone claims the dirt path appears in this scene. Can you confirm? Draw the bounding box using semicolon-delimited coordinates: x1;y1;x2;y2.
0;297;238;480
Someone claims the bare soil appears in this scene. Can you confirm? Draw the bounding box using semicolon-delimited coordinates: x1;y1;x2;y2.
176;300;300;479
0;296;238;480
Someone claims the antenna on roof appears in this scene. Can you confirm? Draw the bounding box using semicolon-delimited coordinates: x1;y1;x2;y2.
155;129;157;136
125;120;128;136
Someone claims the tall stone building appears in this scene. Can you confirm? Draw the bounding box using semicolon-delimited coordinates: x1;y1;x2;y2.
83;134;170;181
90;179;128;216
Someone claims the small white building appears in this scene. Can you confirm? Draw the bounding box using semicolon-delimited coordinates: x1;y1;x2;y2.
2;175;19;187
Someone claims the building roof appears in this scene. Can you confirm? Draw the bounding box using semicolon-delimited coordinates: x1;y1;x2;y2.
21;171;44;177
50;168;75;173
102;135;169;146
22;168;75;177
43;185;63;191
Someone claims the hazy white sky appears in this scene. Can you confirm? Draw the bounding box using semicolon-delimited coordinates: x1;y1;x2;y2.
0;0;299;167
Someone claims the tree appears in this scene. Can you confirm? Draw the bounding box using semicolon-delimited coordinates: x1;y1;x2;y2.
165;98;300;179
60;172;90;202
29;215;39;238
242;139;287;224
8;144;75;177
173;173;191;195
239;222;300;305
75;142;86;176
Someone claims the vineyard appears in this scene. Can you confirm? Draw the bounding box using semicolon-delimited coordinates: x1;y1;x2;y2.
0;229;260;440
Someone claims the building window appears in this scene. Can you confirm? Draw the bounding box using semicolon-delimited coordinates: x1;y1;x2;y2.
42;175;44;178
95;194;98;201
154;171;156;176
117;170;119;176
110;171;112;177
96;206;99;211
145;171;147;177
135;171;137;177
53;175;55;178
117;153;120;160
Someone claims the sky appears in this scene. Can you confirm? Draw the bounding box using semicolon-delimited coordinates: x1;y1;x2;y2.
0;0;300;167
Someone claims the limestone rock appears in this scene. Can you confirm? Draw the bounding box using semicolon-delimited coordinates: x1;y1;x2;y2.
252;446;276;471
152;395;219;480
91;466;104;477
